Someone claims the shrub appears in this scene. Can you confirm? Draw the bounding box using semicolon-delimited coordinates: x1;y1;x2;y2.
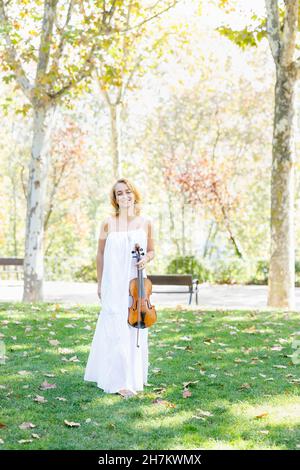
74;259;97;282
166;255;211;282
211;258;255;284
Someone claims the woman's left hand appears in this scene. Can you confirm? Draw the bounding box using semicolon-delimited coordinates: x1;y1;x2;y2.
136;255;148;270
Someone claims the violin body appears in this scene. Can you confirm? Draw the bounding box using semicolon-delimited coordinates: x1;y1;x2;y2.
128;277;157;328
128;243;157;346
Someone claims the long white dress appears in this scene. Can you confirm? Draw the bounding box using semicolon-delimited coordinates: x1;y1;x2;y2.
84;228;149;393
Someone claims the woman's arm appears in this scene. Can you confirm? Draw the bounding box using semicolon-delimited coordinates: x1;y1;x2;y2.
146;218;155;263
96;218;109;295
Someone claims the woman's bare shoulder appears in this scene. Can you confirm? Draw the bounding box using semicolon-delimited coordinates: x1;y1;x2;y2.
99;216;112;238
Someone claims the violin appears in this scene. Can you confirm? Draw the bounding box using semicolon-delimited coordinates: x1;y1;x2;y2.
128;243;157;348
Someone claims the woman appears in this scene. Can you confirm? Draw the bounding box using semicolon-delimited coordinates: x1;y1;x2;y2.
84;178;155;397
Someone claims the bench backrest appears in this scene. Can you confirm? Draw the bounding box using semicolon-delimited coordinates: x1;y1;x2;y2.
147;274;193;286
0;258;24;266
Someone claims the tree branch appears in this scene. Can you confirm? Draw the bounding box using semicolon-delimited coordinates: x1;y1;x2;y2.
36;0;58;83
265;0;282;64
0;0;34;101
50;0;74;73
48;44;96;99
117;0;178;35
280;0;298;66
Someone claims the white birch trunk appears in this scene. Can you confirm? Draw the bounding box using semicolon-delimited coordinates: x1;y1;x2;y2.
23;104;57;302
265;0;298;309
267;65;296;308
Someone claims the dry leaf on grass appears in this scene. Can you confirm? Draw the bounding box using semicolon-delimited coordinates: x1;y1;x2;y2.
239;383;252;390
19;422;36;430
33;395;48;403
39;381;57;390
254;412;269;419
182;389;192;398
152;398;176;408
48;339;60;346
64;420;80;427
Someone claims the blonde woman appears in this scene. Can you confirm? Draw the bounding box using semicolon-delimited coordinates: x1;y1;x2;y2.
84;178;155;397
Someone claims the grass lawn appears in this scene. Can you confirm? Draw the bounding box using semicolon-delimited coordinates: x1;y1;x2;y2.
0;301;299;450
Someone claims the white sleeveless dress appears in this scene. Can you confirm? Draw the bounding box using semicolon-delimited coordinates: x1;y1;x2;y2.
83;228;149;393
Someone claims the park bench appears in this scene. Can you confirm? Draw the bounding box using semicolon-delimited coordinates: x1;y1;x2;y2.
147;274;199;305
0;258;24;280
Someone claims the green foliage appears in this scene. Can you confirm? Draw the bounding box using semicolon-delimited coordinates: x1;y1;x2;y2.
211;258;255;284
216;22;267;49
74;259;97;283
166;255;211;282
254;259;269;284
165;256;300;286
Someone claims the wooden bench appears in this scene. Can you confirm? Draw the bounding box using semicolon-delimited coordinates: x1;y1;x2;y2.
0;258;24;280
147;274;199;305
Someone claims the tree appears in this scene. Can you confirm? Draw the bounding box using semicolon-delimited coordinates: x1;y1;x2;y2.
218;0;300;309
95;1;177;178
264;0;298;309
0;0;176;301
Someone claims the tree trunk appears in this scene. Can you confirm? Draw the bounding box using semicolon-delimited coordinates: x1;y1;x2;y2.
23;103;57;302
109;103;122;178
267;65;296;309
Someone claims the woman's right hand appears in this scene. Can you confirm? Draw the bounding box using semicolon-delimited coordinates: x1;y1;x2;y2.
97;284;102;301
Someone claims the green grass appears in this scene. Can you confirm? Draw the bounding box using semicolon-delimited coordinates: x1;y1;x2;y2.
0;301;299;450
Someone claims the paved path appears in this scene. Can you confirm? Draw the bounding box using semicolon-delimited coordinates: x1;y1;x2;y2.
0;280;300;311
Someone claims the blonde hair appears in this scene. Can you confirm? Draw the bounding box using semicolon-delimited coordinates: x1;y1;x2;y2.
110;178;142;217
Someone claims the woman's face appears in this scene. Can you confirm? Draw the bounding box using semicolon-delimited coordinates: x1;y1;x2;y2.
115;183;135;213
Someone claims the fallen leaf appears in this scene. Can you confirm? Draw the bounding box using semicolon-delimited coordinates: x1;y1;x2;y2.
192;408;214;420
203;338;215;344
182;381;199;388
152;398;176;408
58;348;74;355
18;370;31;376
39;381;56;390
61;355;80;362
180;336;192;341
183;389;192;398
243;326;257;334
33;395;48;403
64;420;80;427
255;412;269;419
49;340;60;346
239;383;252;390
19;422;36;430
